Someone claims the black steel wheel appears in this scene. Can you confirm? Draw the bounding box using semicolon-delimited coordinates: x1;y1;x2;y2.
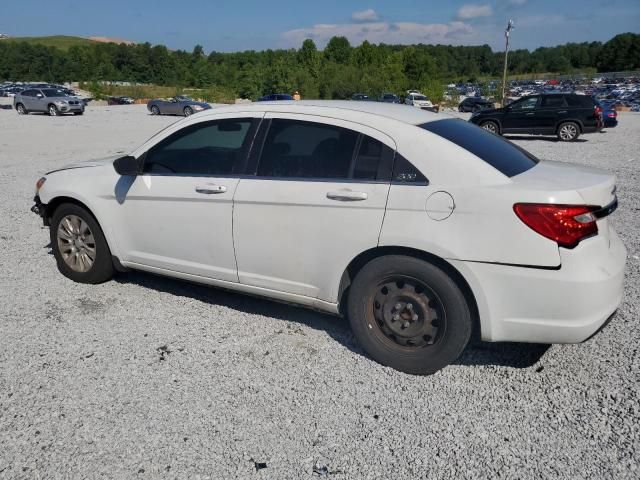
348;255;472;375
372;277;444;348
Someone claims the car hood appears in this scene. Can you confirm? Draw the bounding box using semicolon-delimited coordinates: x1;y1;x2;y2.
46;155;122;174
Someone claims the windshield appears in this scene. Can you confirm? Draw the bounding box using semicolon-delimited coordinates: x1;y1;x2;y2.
383;94;396;99
175;96;193;101
413;95;428;101
42;89;67;97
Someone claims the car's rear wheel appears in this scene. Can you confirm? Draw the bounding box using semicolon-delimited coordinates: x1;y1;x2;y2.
48;104;59;116
183;106;193;116
16;103;27;115
151;105;160;115
557;122;580;141
480;120;499;134
347;255;472;375
50;204;114;284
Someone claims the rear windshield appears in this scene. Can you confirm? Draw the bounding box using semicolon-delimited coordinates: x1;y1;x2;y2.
419;119;539;177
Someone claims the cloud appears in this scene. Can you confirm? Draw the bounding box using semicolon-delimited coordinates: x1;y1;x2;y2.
281;21;474;48
351;9;379;23
456;4;493;20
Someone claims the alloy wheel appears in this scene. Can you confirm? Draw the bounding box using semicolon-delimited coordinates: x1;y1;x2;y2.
372;276;445;348
559;123;578;140
56;215;96;272
482;122;497;133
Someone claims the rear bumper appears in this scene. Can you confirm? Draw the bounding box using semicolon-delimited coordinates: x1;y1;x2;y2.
453;228;627;344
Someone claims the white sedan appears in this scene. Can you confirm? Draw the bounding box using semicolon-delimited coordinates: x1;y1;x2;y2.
31;101;626;374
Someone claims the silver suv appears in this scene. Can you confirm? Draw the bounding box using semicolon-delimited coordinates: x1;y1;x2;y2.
14;88;85;116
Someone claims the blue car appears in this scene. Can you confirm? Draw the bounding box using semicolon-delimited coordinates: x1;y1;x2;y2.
599;103;618;128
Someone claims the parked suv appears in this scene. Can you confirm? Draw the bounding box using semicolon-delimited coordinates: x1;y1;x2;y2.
31;101;625;375
14;88;85;116
469;94;601;141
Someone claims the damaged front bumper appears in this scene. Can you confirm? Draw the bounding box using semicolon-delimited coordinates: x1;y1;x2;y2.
31;195;49;226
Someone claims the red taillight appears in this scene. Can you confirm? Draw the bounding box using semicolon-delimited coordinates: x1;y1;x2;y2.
595;106;603;115
513;203;598;249
607;112;616;118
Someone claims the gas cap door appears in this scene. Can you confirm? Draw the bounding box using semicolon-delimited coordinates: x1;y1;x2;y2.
425;191;455;220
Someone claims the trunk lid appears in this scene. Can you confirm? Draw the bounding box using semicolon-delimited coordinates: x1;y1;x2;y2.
512;160;616;207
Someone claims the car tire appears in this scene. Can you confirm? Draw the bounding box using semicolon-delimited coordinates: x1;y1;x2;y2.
480;120;499;134
48;104;59;116
16;103;28;115
347;255;472;375
151;105;160;115
50;203;114;284
458;106;464;112
183;106;193;116
557;121;580;141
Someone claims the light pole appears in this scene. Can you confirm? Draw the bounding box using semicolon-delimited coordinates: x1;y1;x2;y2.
501;19;514;106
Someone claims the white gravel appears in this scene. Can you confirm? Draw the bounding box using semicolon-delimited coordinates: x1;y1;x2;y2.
1;100;639;479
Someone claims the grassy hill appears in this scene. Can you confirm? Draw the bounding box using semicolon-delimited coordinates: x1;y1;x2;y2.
2;35;133;50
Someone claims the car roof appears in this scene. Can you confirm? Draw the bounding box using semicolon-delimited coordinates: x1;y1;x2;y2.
196;100;442;126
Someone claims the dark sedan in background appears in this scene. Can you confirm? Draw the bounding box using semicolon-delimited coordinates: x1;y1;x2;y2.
379;93;401;103
458;97;494;112
147;96;211;116
257;94;293;101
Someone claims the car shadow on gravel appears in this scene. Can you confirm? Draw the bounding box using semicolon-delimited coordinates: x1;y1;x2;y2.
0;104;12;110
503;135;588;143
115;271;550;370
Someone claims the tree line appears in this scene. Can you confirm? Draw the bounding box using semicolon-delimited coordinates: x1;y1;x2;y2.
0;32;638;100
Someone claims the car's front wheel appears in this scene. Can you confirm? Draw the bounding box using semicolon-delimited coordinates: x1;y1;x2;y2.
48;104;59;116
150;105;160;115
50;203;114;284
347;255;472;375
480;120;499;134
16;103;28;115
557;121;580;141
183;106;193;116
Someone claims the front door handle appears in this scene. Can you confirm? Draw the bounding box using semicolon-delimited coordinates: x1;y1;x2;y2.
557;110;567;114
525;112;535;116
195;185;227;194
327;190;368;201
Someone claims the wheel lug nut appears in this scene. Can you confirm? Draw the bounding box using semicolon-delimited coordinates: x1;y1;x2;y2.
402;321;410;329
392;314;400;322
407;303;413;311
412;314;419;322
394;303;402;310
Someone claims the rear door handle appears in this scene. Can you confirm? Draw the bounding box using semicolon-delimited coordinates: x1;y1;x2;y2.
525;112;535;116
195;185;227;194
558;110;567;113
327;190;368;201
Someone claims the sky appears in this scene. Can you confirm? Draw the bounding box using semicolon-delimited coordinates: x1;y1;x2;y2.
1;0;639;53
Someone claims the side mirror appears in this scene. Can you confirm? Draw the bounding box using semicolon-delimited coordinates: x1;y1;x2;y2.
113;155;142;176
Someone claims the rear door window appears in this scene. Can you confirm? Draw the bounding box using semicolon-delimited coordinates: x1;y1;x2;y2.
420;119;539;177
256;119;358;179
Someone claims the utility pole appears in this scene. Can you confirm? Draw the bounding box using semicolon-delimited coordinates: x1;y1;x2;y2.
501;19;514;106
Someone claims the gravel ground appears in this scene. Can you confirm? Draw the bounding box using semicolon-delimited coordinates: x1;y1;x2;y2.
1;100;639;479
